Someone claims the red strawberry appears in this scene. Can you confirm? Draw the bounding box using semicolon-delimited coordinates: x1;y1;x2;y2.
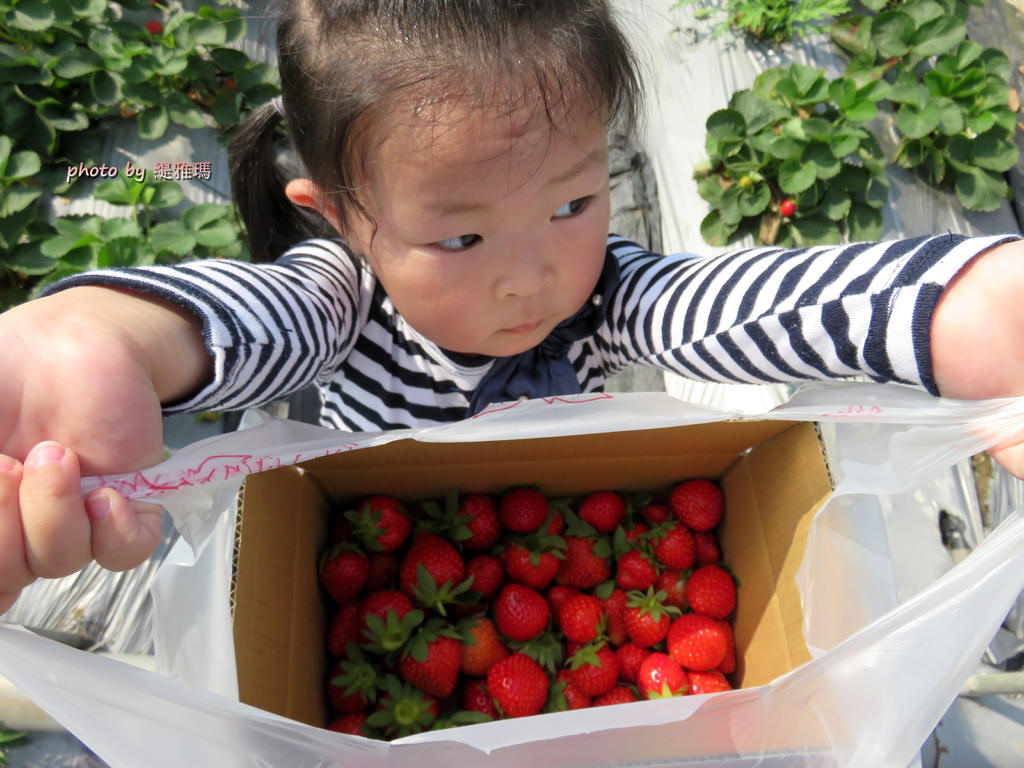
637;652;687;699
624;588;679;648
670;479;723;532
623;520;650;546
779;198;796;218
666;613;728;671
319;543;369;604
460;493;503;551
656;569;688;610
578;490;626;533
615;550;658;591
499;488;549;533
399;622;463;699
487;653;550;718
327;600;363;658
615;641;651;684
327;711;369;736
546;585;583;628
651;522;695;571
365;552;400;592
461;678;499;718
359;589;421;652
553;668;592;710
399;532;469;613
717;620;736;675
686;669;732;695
145;19;163;35
328;645;380;713
346;495;413;553
693;530;721;565
685;564;736;619
601;588;629;647
568;643;620;697
639;502;672;525
593;685;640;706
494;584;550;642
558;593;604;645
555;536;611;589
545;506;566;536
465;554;504;604
504;541;561;591
371;678;438;738
460;617;509;677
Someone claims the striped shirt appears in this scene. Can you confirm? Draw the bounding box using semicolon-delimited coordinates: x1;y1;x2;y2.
47;232;1018;431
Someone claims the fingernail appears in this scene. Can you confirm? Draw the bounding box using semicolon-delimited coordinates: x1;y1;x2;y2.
0;456;16;473
25;442;67;468
85;492;111;522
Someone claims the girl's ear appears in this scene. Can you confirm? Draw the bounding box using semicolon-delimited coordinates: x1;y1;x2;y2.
285;178;343;233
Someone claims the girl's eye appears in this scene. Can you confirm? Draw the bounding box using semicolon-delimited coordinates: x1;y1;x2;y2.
553;197;591;219
435;234;481;251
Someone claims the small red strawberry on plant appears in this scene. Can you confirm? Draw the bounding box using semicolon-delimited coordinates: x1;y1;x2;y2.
494;583;550;642
624;588;680;648
578;490;626;533
487;653;550;718
685;564;736;620
651;522;695;571
319;543;369;604
459;617;510;677
558;593;604;645
615;641;651;684
498;488;550;533
779;198;796;218
637;652;687;699
346;495;413;553
593;685;640;706
687;668;733;695
666;613;728;672
670;479;723;532
144;20;162;35
399;619;464;699
616;549;659;591
568;642;620;697
366;675;439;738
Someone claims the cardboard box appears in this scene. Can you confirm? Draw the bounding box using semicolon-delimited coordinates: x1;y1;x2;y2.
230;418;832;730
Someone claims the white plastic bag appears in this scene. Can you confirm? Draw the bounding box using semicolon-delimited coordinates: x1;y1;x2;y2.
1;382;1023;768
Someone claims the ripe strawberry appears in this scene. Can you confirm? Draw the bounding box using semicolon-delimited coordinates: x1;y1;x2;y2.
319;543;369;604
346;495;413;553
593;685;640;706
685;564;736;619
145;19;162;34
624;521;650;546
601;588;629;647
615;641;651;684
465;554;504;604
779;198;796;218
327;601;363;658
615;549;658;591
693;530;721;565
461;678;499;718
327;711;369;736
578;490;626;533
670;479;723;532
460;617;509;677
399;622;463;699
656;569;688;610
504;541;561;591
639;502;672;525
637;652;687;699
487;653;550;718
460;493;503;551
651;522;695;571
555;536;611;589
546;585;583;628
686;669;733;695
329;645;380;713
365;552;400;592
494;584;550;642
552;668;592;710
666;613;728;671
558;593;604;645
359;589;421;652
399;532;469;613
568;643;620;697
624;588;679;648
717;619;736;675
369;677;438;738
499;488;549;533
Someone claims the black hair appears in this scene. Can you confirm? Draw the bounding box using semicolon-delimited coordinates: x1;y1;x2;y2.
230;0;644;263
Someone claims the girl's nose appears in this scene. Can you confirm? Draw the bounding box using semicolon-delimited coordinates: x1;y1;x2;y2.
495;238;555;299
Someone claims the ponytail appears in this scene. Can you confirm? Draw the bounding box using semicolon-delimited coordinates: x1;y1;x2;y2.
228;100;334;263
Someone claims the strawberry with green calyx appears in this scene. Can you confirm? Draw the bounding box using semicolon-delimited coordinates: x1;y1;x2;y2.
555;535;612;589
509;628;565;675
650;521;696;571
685;564;737;620
494;583;550;642
503;531;566;590
547;669;591;711
568;642;620;698
637;652;688;699
461;678;500;718
615;641;651;684
669;479;723;532
599;585;629;647
398;619;464;699
593;685;640;706
693;530;721;565
666;613;728;672
487;653;550;718
656;569;688;611
544;499;570;535
687;668;733;695
329;644;382;713
624;588;680;648
345;495;413;553
418;489;478;545
327;600;363;658
498;487;551;533
400;533;474;615
359;590;423;654
459;617;510;677
366;675;439;739
558;593;605;645
578;490;626;533
319;542;369;604
615;549;659;591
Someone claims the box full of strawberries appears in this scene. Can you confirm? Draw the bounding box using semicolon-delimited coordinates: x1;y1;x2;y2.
230;416;832;751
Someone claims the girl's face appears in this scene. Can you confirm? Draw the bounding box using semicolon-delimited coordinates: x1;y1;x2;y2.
333;96;612;357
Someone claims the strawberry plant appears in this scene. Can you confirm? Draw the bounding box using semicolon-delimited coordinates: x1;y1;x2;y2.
694;62;890;247
674;0;852;42
0;0;280;310
0;726;24;766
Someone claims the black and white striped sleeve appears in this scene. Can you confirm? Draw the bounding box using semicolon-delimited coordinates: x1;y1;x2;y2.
600;233;1022;394
41;238;368;412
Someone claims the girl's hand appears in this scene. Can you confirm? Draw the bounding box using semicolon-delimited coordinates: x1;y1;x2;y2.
0;286;210;614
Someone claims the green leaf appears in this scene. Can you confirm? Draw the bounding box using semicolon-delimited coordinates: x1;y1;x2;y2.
829;130;861;158
801;117;832;143
790;64;825;98
90;70;123;105
2;150;40;179
821;187;851;221
847;204;884;241
979;48;1012;82
97;236;147;268
69;0;107;17
100;217;142;240
954;40;984;70
964;110;996;135
0;186;41;217
147;180;185;208
189;18;228;46
706;109;746;141
829;16;875;60
804;143;841;179
4;240;55;275
210;47;251;72
900;0;945;27
972;130;1020;173
737;183;770;217
151;47;189;77
699;209;735;247
911;15;965;59
778;158;816;194
872;10;915;58
789;215;840;246
95;177;142;206
167;100;207;130
53;46;105;78
7;0;54;30
933;98;964;135
40;101;90;132
767;136;803;160
834;164;870;192
212;91;240;127
842;98;877;123
138;106;169;139
149;220;197;255
954;167;1007;212
896;103;941;139
727;89;778;135
863;175;889;209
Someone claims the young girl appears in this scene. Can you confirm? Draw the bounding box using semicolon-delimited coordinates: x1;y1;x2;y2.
0;0;1022;612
